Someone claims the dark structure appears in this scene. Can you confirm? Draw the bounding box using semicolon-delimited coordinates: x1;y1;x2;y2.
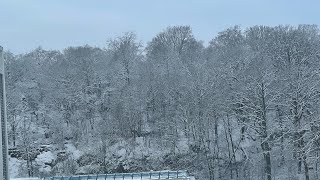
0;46;9;180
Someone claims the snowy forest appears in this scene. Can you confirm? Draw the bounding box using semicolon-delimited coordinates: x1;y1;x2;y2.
4;25;320;180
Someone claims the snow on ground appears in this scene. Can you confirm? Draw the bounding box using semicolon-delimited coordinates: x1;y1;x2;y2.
35;151;55;173
9;157;23;178
65;143;83;160
9;138;191;178
177;137;189;153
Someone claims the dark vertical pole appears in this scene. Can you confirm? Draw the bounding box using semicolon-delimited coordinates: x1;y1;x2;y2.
0;45;9;180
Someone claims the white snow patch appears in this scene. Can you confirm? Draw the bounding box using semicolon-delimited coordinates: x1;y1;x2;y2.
177;138;189;153
65;143;83;160
9;157;22;178
35;151;55;164
35;151;55;173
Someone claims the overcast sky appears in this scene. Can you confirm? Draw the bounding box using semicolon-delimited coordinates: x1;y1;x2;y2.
0;0;319;54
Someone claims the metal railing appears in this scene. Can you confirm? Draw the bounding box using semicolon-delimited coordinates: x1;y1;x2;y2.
43;170;188;180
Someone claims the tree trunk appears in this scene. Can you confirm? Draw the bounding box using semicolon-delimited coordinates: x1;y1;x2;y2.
303;154;310;180
262;142;272;180
260;82;272;180
206;153;215;180
223;118;233;179
12;114;16;147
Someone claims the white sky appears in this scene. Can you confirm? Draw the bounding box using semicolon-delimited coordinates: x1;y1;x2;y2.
0;0;319;54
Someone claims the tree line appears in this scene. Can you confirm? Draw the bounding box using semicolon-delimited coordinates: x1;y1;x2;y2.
4;25;320;180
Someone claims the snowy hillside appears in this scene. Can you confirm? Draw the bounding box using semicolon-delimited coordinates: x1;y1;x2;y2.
5;25;320;180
